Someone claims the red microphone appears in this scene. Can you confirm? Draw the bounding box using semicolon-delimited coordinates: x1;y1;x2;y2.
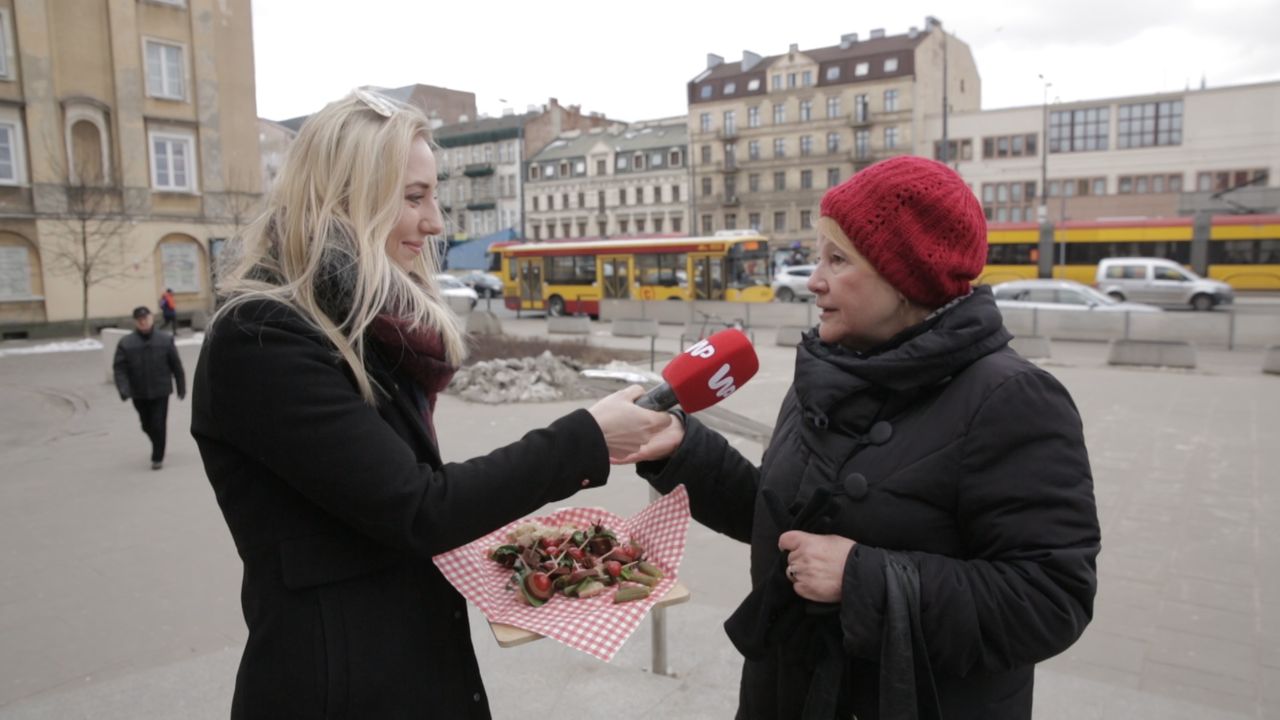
635;329;759;413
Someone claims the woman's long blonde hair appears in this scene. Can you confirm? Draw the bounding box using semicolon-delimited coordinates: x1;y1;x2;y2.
214;91;466;403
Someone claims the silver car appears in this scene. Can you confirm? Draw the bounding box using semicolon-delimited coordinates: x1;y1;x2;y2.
1095;257;1233;311
992;279;1161;313
772;264;815;302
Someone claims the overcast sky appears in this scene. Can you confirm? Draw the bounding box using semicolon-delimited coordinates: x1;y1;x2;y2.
252;0;1280;123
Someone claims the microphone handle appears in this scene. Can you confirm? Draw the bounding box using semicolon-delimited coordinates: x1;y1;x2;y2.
635;382;678;411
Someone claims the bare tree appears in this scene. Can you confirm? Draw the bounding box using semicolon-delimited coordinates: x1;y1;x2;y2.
42;151;138;337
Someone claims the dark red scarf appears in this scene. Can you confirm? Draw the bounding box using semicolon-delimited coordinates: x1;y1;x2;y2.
369;314;456;443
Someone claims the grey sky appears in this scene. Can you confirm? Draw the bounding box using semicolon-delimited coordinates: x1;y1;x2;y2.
252;0;1280;123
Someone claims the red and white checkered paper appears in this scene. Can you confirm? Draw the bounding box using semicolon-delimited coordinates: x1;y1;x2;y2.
433;485;689;662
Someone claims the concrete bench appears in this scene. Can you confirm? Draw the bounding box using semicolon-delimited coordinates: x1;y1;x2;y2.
611;318;659;338
1264;345;1280;375
547;316;591;335
466;311;503;336
612;318;660;369
1010;335;1052;360
775;326;808;347
1107;339;1197;369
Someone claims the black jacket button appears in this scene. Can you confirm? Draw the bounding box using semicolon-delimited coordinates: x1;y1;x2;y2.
843;473;869;500
867;421;893;445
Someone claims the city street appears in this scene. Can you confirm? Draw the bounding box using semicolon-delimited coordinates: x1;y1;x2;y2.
0;318;1277;719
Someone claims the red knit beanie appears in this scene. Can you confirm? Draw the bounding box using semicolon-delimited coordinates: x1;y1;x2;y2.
819;156;987;308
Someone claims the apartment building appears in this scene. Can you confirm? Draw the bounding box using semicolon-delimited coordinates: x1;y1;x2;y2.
0;0;261;337
923;80;1280;223
433;98;613;242
686;18;979;249
276;83;477;133
523;118;688;240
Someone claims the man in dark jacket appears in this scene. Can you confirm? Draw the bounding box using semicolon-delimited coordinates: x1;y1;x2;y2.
114;306;186;469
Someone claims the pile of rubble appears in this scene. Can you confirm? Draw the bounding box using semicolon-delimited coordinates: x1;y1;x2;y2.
448;351;603;404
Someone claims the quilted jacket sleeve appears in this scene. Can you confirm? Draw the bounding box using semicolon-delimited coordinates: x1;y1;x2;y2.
637;413;761;544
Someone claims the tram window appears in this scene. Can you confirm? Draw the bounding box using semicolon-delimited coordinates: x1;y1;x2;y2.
1261;240;1280;263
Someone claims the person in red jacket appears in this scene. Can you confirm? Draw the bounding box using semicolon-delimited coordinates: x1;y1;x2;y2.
158;288;177;332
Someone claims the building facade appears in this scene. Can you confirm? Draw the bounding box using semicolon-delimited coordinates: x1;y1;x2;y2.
523;117;688;240
685;18;979;251
433;98;613;243
0;0;261;337
922;81;1280;223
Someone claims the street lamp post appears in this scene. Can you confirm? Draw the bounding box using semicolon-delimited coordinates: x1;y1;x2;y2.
1038;74;1051;224
1038;74;1054;279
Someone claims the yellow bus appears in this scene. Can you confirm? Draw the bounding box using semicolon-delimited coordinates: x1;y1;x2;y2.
494;233;775;316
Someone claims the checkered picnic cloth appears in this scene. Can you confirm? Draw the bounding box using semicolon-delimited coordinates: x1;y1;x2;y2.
432;485;690;662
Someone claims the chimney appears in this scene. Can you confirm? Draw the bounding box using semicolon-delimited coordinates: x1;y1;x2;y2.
839;32;858;49
742;50;762;72
869;28;885;39
908;26;919;39
925;15;942;30
788;43;799;55
707;53;724;69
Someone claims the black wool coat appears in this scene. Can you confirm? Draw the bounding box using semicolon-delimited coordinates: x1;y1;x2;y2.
113;329;185;400
640;288;1100;720
191;299;610;719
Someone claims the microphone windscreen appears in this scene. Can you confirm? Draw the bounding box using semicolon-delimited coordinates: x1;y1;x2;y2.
661;329;759;413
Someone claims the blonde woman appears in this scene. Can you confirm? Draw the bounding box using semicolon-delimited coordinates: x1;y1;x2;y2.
191;91;669;718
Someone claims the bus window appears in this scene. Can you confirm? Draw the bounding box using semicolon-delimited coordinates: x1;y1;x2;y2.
726;244;771;288
636;253;687;287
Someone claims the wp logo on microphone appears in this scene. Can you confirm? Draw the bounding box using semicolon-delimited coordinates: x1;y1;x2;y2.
685;339;740;400
635;329;759;413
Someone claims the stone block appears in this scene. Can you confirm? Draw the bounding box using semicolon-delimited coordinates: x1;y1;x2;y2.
775;326;807;347
611;318;658;338
1106;339;1197;369
1264;345;1280;375
1010;335;1052;359
466;311;503;336
547;316;591;335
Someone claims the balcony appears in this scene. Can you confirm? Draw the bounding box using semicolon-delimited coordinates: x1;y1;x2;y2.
849;113;872;128
466;200;496;211
717;128;739;141
722;195;741;207
873;108;912;121
463;162;495;177
716;160;741;174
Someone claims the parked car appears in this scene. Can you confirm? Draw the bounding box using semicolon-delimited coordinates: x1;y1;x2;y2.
434;274;478;309
459;271;503;298
772;264;815;302
1095;257;1234;311
991;279;1162;313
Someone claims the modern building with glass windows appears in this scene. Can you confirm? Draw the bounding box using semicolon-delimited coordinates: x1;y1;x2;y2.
923;80;1280;222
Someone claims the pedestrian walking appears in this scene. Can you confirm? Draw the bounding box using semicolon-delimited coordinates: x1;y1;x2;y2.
621;156;1101;719
190;89;665;718
113;306;186;470
158;288;177;333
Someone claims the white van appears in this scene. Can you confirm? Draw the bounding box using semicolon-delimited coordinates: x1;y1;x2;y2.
1095;258;1234;311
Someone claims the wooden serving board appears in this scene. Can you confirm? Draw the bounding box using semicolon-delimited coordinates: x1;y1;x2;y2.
489;582;691;648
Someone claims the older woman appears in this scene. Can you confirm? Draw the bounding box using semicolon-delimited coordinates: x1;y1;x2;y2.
191;91;665;718
625;156;1100;720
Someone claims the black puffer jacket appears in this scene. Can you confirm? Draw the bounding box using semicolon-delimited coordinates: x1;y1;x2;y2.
639;288;1100;720
113;329;185;400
